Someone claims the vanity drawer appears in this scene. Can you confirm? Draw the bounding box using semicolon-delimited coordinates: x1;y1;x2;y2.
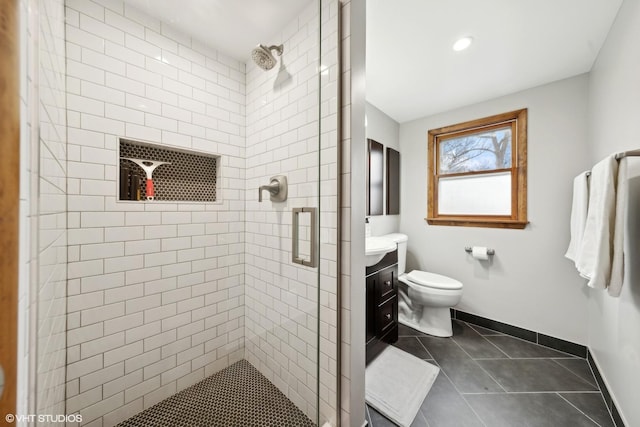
375;267;396;302
376;295;396;335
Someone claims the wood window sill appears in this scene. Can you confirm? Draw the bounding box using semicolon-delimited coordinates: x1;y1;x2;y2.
425;217;529;229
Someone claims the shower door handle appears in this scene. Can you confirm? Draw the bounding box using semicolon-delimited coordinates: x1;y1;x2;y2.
292;207;317;268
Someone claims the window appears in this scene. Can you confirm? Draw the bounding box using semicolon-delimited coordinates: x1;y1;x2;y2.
427;109;528;229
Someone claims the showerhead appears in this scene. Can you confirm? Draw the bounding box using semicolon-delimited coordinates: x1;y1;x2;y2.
251;44;284;70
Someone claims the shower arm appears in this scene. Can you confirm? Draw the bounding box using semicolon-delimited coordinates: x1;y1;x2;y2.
267;44;283;56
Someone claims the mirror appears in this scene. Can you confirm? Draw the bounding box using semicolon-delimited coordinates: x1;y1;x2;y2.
367;139;384;216
386;147;400;215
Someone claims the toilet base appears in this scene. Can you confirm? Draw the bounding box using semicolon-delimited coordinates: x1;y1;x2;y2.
399;306;453;337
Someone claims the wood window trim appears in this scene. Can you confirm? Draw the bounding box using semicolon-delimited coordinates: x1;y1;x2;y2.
426;109;528;229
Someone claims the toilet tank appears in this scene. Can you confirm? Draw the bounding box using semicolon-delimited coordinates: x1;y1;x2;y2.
381;233;409;275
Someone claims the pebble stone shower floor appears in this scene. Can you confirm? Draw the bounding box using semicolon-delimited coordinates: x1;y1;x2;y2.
117;360;315;427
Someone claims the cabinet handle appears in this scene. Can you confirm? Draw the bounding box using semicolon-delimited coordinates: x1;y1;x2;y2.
385;313;391;320
384;280;392;287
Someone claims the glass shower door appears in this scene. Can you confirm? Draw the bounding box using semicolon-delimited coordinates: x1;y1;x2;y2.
243;0;341;425
20;0;341;425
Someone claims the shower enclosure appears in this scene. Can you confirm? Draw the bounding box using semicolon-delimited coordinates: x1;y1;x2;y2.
16;0;341;425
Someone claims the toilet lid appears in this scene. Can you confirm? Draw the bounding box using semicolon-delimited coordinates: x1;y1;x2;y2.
407;270;463;290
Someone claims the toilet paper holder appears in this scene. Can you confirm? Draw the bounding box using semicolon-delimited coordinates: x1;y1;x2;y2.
465;246;495;256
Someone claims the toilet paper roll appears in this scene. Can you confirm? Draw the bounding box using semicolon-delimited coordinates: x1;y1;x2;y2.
472;246;489;260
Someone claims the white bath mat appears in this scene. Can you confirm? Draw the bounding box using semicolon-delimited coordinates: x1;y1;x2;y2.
365;345;440;427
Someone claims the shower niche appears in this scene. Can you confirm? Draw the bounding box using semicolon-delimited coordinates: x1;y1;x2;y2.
118;138;220;202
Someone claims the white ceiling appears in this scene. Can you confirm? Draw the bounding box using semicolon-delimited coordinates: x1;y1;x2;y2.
367;0;623;123
121;0;313;62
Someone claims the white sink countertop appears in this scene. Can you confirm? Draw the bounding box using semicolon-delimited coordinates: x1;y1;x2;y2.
365;236;397;267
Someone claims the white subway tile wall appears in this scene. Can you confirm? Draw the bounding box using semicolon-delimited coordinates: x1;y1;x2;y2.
60;1;343;425
18;0;69;419
64;1;246;424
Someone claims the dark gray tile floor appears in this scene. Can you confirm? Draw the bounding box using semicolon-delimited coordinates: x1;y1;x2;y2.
367;321;615;427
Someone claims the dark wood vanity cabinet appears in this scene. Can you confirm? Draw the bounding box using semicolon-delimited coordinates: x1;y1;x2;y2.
366;251;399;364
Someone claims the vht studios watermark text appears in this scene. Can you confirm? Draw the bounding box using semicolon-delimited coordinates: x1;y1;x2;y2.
5;414;83;423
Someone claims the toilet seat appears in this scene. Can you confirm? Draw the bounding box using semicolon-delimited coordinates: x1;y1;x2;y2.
406;270;463;291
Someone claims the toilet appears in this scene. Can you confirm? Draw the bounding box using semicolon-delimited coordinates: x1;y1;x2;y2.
383;233;463;337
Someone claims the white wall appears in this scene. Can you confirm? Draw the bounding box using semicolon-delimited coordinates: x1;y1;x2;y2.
587;0;640;425
343;0;367;425
399;75;591;344
366;102;400;236
64;2;246;424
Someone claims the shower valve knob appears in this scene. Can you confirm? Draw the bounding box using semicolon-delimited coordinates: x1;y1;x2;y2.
258;175;287;203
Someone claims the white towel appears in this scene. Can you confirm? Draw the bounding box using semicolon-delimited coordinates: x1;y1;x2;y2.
565;171;590;263
576;156;618;289
609;158;628;296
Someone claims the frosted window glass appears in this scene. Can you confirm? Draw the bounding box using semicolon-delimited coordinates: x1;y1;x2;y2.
438;171;511;215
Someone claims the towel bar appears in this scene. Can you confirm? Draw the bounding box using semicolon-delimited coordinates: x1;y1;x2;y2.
586;150;640;177
615;149;640;160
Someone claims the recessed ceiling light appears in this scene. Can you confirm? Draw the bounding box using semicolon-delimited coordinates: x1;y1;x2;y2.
453;37;473;52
